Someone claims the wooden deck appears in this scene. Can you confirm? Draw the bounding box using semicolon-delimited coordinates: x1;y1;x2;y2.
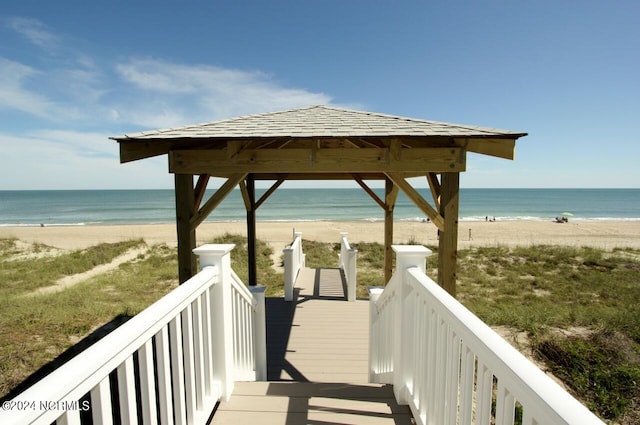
210;267;412;424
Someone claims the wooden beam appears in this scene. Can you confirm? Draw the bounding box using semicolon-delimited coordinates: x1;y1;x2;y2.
119;141;171;163
352;175;385;209
384;178;398;285
238;179;251;210
426;173;441;211
251;172;414;180
246;175;257;286
190;173;247;229
194;174;210;212
175;174;196;283
459;138;516;160
169;147;465;174
438;172;460;297
255;177;287;210
385;173;444;230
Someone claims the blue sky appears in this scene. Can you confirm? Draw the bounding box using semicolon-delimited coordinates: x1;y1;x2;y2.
1;1;638;190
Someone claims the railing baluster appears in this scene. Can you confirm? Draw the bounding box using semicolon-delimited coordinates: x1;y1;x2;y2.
476;362;493;425
116;356;137;425
444;330;460;425
425;307;437;424
241;293;246;370
203;287;214;397
411;294;421;409
417;297;428;421
434;316;447;425
138;339;158;425
57;410;81;425
495;380;516;425
522;408;537;425
169;315;187;425
182;305;197;424
155;327;174;425
459;343;475;425
90;377;113;425
192;294;205;411
242;298;249;370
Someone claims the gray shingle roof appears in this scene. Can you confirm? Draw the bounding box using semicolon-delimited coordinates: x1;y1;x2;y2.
114;105;527;140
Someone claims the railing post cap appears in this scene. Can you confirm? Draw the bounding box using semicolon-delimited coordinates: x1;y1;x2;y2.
368;286;384;296
391;245;432;256
193;244;235;256
248;285;267;295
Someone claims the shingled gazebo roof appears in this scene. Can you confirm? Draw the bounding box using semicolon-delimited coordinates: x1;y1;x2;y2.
118;105;526;140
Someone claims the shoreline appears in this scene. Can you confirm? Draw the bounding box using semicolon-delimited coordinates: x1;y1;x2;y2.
1;220;640;251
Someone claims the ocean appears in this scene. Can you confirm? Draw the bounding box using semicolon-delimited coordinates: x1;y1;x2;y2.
0;188;639;227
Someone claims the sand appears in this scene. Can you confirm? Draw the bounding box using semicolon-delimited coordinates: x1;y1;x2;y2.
1;220;639;251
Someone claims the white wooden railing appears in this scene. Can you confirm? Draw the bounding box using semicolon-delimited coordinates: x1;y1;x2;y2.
338;232;357;301
369;245;605;425
283;231;305;301
1;244;266;425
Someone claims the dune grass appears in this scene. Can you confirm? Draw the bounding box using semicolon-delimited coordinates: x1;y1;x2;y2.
0;240;179;399
1;236;638;422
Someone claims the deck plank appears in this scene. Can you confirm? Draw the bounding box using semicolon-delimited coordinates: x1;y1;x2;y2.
266;267;370;384
210;267;412;425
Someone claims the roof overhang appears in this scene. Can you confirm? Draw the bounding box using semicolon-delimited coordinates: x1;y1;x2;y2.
112;105;527;178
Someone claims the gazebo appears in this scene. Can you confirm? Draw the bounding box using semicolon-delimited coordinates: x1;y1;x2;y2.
112;105;527;295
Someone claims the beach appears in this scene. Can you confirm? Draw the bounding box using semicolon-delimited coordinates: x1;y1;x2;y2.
1;220;640;251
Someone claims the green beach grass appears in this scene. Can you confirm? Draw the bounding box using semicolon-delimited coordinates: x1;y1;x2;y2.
1;236;638;423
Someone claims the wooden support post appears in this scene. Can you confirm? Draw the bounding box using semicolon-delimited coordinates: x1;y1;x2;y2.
384;178;398;284
246;174;257;286
175;174;197;283
438;172;460;296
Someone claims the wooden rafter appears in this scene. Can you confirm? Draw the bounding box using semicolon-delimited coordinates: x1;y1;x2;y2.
352;175;385;209
255;177;287;210
426;172;441;211
385;173;444;230
459;137;516;160
239;180;251;211
190;173;247;229
194;174;210;212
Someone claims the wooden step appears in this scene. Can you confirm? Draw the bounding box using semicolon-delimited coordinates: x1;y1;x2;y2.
209;382;413;425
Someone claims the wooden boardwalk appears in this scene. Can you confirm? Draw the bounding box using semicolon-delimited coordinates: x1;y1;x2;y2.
210;267;412;425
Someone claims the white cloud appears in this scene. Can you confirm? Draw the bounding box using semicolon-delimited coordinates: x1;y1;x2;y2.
0;131;171;189
0;57;87;122
0;58;52;118
113;58;333;127
28;129;117;158
5;17;60;49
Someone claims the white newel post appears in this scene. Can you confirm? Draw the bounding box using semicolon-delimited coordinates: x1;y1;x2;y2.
391;245;432;404
340;232;358;301
283;231;303;301
193;244;236;401
249;286;267;381
368;286;384;383
283;247;294;301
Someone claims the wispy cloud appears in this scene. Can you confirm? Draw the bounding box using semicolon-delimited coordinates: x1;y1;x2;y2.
113;58;333;127
0;58;55;118
0;130;171;189
5;17;60;49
